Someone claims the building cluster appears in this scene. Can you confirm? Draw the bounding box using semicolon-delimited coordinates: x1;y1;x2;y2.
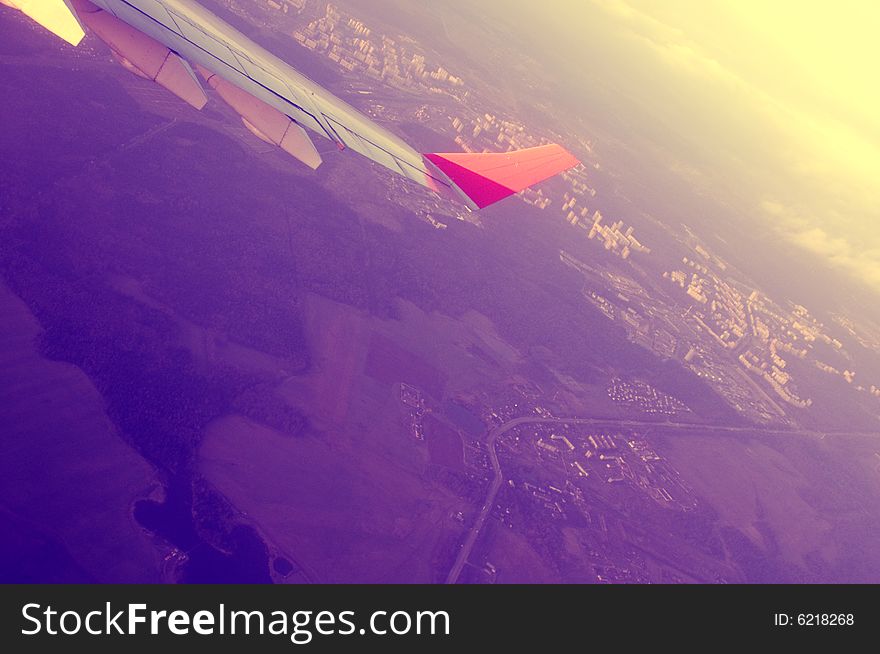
565;210;649;260
739;350;812;408
399;382;427;440
519;187;553;210
554;171;597;221
448;112;542;155
513;158;593;213
476;382;553;429
655;239;880;421
684;341;784;423
607;378;690;416
265;0;306;14
500;423;697;555
624;438;695;509
739;293;880;407
735;294;818;408
665;256;709;304
293;4;464;92
665;257;747;349
585;290;615;320
613;305;676;359
561;166;597;198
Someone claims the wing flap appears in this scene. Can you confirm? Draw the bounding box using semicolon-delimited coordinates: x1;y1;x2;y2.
199;65;322;169
77;3;208;109
154;54;208;110
424;144;580;209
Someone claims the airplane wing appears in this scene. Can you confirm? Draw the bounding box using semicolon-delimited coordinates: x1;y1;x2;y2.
4;0;580;210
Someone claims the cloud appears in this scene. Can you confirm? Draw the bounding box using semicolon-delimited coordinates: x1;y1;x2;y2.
590;0;745;86
761;201;880;290
588;2;880;179
590;0;880;294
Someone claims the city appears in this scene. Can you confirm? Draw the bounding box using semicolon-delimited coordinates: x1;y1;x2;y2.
2;0;880;590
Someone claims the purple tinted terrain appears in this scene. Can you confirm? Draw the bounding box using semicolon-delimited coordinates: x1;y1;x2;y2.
1;6;880;584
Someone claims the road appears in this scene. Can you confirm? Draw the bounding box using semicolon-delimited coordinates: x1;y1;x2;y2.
445;414;879;583
444;415;526;584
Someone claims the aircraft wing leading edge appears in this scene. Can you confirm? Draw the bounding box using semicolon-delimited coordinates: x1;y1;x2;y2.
4;0;580;210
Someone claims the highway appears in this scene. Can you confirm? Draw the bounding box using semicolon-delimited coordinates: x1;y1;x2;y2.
444;415;522;584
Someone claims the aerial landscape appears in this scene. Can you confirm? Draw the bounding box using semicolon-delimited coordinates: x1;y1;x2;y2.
2;0;880;585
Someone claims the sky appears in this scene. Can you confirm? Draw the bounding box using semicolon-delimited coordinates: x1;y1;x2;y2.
464;0;880;294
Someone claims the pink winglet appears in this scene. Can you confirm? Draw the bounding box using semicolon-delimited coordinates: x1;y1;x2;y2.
424;144;580;209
